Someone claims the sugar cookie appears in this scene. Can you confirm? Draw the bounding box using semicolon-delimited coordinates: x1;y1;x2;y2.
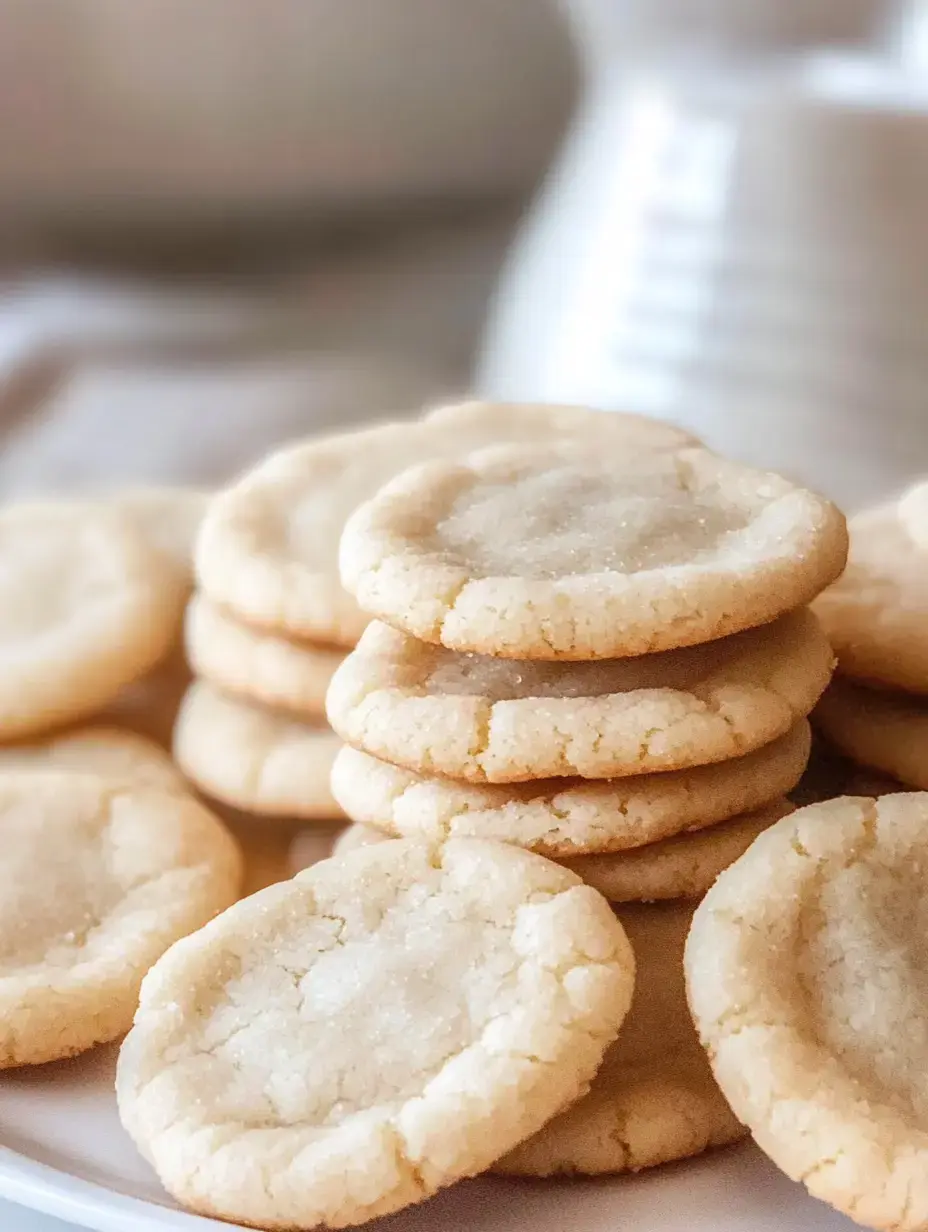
340;443;847;659
497;900;744;1175
116;838;634;1228
330;723;810;855
813;504;928;694
0;727;182;794
814;678;928;790
0;771;240;1067
686;793;928;1231
0;503;187;738
195;408;701;648
185;595;342;717
326;613;833;783
335;800;790;903
174;681;345;820
560;800;792;902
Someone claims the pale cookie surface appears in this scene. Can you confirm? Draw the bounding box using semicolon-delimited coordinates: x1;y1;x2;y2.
496;900;744;1175
560;799;792;902
340;443;847;659
0;771;240;1068
116;838;635;1229
195;407;699;648
0;503;187;738
813;504;928;694
330;723;810;855
898;479;928;551
326;613;833;783
185;594;343;718
686;794;928;1231
814;678;928;790
0;727;182;794
335;800;790;903
174;681;346;820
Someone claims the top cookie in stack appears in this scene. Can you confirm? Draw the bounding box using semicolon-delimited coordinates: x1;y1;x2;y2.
328;417;848;905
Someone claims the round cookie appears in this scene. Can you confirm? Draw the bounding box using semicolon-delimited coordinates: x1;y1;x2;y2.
195;407;701;648
814;678;928;790
0;503;187;739
116;837;635;1228
813;503;928;694
340;443;847;660
496;900;745;1175
0;726;182;793
174;681;346;821
326;612;834;783
330;723;810;855
560;800;792;902
335;800;791;904
686;793;928;1230
898;478;928;551
0;770;241;1067
185;594;343;718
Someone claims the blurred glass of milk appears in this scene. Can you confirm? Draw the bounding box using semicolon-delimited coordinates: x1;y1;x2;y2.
478;0;928;508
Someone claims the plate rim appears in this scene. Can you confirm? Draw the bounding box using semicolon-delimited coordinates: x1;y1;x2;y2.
0;1144;239;1232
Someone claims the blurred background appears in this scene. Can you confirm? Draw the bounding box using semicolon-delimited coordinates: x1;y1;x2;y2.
4;0;928;507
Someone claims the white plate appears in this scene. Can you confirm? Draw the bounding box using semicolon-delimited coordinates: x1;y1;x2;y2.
0;1044;857;1232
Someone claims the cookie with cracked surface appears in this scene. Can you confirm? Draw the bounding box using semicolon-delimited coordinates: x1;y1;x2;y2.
0;771;240;1068
814;678;928;790
185;594;343;718
0;727;182;794
116;837;635;1229
334;799;791;903
174;681;345;821
194;408;699;649
0;503;187;739
330;723;810;855
496;899;744;1175
326;613;834;784
686;793;928;1231
813;503;928;694
339;443;847;660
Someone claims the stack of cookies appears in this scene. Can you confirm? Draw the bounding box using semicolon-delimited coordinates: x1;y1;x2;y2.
327;440;847;910
814;485;928;790
175;402;697;831
322;435;848;1178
